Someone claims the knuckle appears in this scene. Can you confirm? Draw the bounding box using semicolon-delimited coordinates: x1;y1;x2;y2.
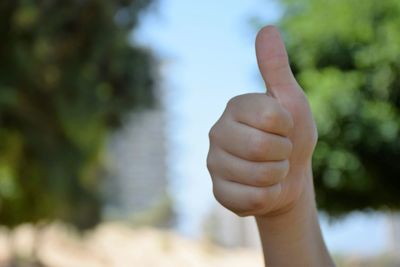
212;184;238;215
212;184;225;206
227;93;254;110
258;108;280;129
208;124;218;143
206;152;216;174
248;189;268;211
226;95;240;109
257;106;276;128
258;102;295;135
264;108;281;126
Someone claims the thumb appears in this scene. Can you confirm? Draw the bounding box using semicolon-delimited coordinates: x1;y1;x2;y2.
255;25;299;98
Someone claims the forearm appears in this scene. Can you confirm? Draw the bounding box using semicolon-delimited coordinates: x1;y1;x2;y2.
255;170;334;267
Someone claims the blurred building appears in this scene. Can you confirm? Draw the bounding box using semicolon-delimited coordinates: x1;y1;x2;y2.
103;95;173;227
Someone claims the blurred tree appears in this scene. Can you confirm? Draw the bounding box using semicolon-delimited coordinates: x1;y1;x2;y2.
277;0;400;215
0;0;155;228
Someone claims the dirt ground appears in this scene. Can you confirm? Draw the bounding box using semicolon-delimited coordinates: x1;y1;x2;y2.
0;222;399;267
0;222;264;267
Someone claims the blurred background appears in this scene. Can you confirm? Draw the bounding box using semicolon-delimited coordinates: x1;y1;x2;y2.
1;0;400;266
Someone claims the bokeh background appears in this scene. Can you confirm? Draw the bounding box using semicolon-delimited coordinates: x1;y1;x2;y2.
1;0;400;266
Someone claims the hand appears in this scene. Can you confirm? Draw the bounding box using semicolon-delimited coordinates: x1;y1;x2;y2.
207;25;318;217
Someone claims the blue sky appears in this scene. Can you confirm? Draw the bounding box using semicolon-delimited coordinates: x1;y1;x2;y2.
134;0;388;256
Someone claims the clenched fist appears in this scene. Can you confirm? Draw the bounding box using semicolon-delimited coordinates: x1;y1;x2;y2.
207;26;318;218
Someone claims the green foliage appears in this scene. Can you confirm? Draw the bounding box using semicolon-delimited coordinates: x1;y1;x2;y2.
0;0;155;228
279;0;400;215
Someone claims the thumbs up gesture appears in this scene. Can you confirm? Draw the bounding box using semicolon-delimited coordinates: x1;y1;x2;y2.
207;26;318;217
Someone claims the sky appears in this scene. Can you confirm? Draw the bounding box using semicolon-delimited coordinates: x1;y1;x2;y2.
134;0;390;256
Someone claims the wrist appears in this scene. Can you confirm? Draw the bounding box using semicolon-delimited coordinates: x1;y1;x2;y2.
255;167;334;266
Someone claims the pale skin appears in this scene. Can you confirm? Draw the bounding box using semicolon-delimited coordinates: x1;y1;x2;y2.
207;25;335;266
